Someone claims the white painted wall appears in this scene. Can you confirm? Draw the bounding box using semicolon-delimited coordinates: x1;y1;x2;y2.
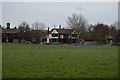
49;34;59;39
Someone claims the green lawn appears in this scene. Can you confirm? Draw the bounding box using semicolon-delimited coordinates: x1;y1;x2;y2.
0;44;2;79
2;44;118;78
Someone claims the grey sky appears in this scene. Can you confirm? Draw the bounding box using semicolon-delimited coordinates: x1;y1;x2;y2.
2;2;118;29
0;2;2;24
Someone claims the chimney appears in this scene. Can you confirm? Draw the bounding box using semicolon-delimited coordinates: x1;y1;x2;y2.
6;23;10;29
14;26;17;29
59;25;61;29
54;25;56;29
48;27;49;34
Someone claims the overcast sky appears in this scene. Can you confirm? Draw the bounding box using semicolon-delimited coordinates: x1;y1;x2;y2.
2;2;118;29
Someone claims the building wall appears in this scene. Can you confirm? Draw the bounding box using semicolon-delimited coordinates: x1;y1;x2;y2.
13;39;19;43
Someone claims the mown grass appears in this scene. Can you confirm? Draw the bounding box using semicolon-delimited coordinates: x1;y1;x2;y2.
2;44;118;78
0;44;2;79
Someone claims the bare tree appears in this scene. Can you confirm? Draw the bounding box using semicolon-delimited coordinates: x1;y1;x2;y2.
32;21;46;30
18;22;30;31
18;21;31;43
31;22;47;43
67;13;87;43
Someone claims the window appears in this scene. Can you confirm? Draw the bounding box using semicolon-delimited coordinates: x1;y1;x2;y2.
52;34;58;37
72;34;76;37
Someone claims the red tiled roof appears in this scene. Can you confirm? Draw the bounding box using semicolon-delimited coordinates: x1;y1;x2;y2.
2;29;20;34
50;28;73;34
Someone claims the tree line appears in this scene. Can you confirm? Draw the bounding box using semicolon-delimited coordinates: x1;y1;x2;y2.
17;21;47;43
67;13;120;45
0;13;120;45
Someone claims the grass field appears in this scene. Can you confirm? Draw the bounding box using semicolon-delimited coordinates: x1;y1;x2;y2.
0;44;2;79
2;44;118;78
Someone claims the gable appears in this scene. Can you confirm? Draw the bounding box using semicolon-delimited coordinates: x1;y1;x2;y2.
71;30;76;34
51;29;58;34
